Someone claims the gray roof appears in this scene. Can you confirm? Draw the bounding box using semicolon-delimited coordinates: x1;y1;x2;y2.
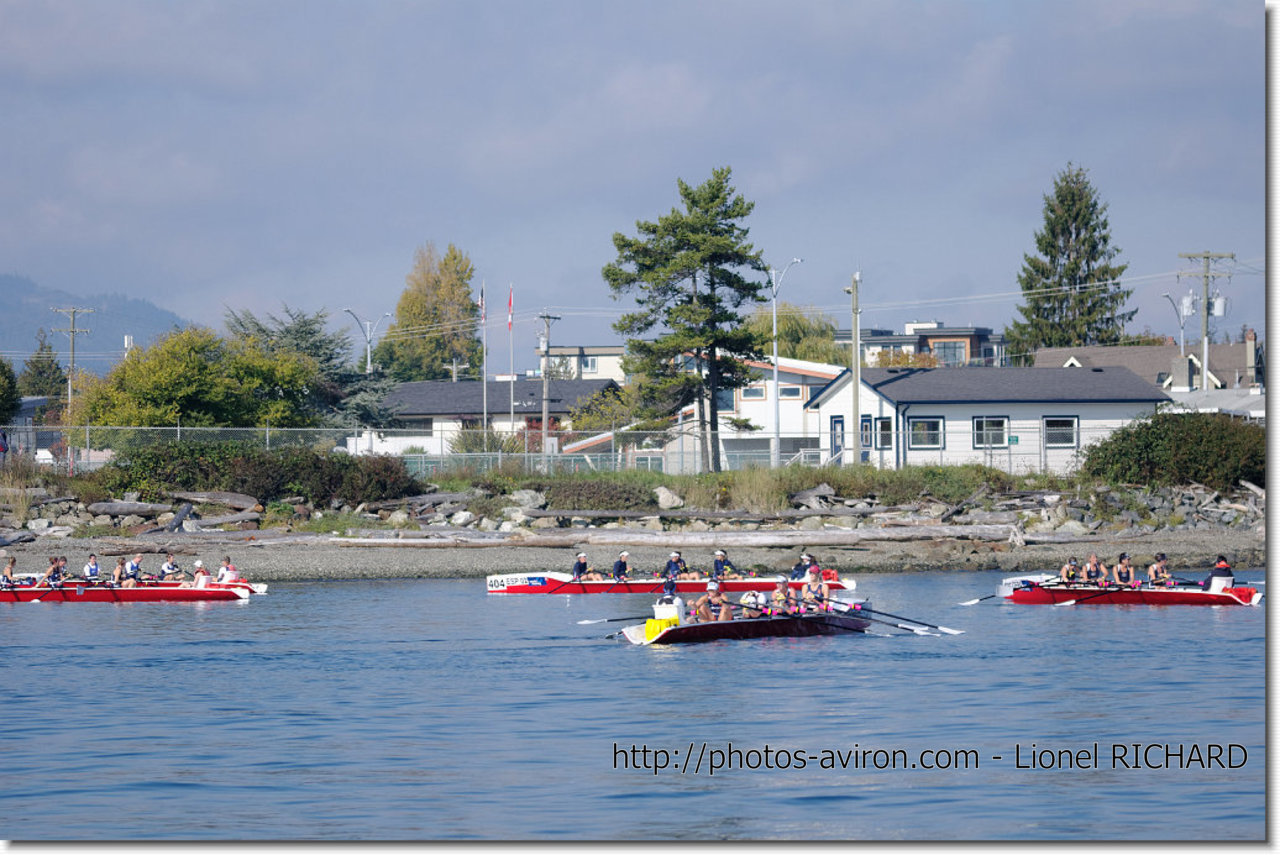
1033;342;1262;387
384;378;619;418
809;366;1169;407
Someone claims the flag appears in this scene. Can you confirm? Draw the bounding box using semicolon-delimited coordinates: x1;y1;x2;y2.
507;284;513;332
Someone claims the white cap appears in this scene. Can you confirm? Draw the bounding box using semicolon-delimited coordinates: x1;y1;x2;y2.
576;552;587;558
706;581;719;591
670;552;679;558
714;549;726;556
619;551;629;557
193;559;204;568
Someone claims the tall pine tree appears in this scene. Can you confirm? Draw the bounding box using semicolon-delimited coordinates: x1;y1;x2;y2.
18;329;67;398
1004;164;1134;363
604;166;767;473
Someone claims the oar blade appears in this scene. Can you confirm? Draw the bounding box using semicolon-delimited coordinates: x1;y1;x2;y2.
958;597;984;606
1054;599;1078;607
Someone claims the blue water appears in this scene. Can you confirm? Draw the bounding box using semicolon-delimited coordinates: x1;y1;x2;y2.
0;570;1264;841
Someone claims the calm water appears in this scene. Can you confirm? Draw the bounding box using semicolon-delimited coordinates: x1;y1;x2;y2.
0;570;1265;841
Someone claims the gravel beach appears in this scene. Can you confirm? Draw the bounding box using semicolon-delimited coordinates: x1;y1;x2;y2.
1;526;1264;583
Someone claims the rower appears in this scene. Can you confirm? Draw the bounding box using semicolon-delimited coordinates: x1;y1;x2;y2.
693;581;733;623
35;555;64;589
1059;557;1081;584
115;556;139;588
1202;556;1234;592
1;557;17;589
158;553;184;581
663;551;687;581
1081;554;1108;586
798;566;830;613
739;590;765;619
1147;553;1171;586
791;553;816;581
82;553;103;583
711;549;740;580
125;553;145;583
1112;553;1136;587
188;559;212;589
769;577;794;615
570;551;591;581
611;551;631;582
217;556;241;583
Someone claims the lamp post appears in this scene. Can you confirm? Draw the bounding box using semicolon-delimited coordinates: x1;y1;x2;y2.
1161;292;1190;357
844;272;861;466
345;308;391;375
769;258;803;468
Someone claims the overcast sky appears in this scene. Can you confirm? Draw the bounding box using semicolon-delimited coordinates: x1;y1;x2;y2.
0;0;1266;376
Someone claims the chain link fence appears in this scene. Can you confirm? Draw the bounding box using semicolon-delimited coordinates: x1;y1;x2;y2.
0;421;1117;478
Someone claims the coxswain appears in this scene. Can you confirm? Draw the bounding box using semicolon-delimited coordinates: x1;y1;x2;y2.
694;581;733;623
1147;553;1171;586
711;549;740;580
1202;555;1234;590
611;551;631;582
791;553;814;581
799;566;830;613
1112;553;1136;587
1059;557;1081;584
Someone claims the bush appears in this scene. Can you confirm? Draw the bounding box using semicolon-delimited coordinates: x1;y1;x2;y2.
1080;412;1264;491
544;477;658;511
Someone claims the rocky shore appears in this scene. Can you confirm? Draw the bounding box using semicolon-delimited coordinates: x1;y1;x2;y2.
0;482;1266;582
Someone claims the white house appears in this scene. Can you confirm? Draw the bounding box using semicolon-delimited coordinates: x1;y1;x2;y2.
805;366;1168;475
542;344;628;384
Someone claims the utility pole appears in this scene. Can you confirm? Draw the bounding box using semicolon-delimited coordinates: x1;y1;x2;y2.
843;274;861;465
538;310;560;472
51;306;93;476
449;358;470;382
1178;251;1233;390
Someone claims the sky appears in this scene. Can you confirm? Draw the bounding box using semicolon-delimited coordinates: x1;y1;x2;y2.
0;0;1266;377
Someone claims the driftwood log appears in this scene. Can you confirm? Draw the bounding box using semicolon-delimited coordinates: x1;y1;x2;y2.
86;501;173;517
169;491;261;511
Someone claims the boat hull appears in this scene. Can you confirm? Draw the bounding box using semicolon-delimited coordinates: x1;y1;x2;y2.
487;571;851;595
621;611;871;645
1;583;249;603
999;575;1260;606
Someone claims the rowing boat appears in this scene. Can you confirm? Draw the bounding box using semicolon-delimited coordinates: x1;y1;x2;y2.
149;579;268;595
0;582;250;603
617;597;871;645
996;574;1261;606
487;571;853;595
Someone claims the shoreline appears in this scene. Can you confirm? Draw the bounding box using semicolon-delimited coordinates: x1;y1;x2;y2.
0;527;1264;583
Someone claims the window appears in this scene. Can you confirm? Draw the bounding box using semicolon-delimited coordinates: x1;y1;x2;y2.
715;388;735;411
741;386;766;400
860;416;872;450
973;416;1008;448
907;417;944;449
875;417;893;449
1043;416;1078;448
581;356;598;374
779;386;802;400
933;341;966;367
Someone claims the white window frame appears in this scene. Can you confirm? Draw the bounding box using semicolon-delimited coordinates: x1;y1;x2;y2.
972;415;1009;449
779;386;802;400
907;416;944;450
741;386;766;400
1043;416;1078;449
580;356;598;374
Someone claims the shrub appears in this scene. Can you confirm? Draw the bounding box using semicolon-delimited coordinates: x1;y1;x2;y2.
544;478;658;511
1080;412;1264;491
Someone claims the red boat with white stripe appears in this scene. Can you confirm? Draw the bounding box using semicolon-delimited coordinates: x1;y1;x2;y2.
996;574;1261;606
1;582;250;603
486;571;852;595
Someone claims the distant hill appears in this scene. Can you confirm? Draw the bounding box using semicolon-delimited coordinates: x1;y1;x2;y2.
0;274;193;376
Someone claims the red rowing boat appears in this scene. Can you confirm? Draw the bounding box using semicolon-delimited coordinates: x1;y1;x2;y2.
0;582;250;603
486;571;853;595
997;574;1261;606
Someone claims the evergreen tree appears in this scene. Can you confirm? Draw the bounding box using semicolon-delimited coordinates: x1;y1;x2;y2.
225;305;355;421
17;329;67;398
373;243;482;382
604;166;767;472
1004;164;1134;363
0;356;20;424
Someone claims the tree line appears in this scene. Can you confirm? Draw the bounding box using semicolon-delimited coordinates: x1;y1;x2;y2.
2;163;1173;464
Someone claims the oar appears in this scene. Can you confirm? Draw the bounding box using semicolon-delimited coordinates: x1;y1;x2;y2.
30;585;62;603
577;613;652;625
1054;585;1132;607
958;592;1002;606
807;596;938;636
547;573;588;595
856;605;964;635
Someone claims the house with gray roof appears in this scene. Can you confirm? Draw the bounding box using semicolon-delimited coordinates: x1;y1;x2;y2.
1033;330;1263;391
346;378;618;456
805;366;1168;475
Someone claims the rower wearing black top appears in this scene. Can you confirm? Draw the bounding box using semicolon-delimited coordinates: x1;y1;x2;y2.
663;552;687;580
612;551;631;581
1147;553;1171;585
571;552;590;580
1112;553;1136;586
1082;556;1107;585
1202;556;1233;589
36;556;64;589
711;549;738;580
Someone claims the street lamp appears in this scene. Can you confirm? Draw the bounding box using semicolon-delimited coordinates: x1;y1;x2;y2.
345;308;392;375
1161;292;1192;357
769;258;803;468
844;272;861;466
